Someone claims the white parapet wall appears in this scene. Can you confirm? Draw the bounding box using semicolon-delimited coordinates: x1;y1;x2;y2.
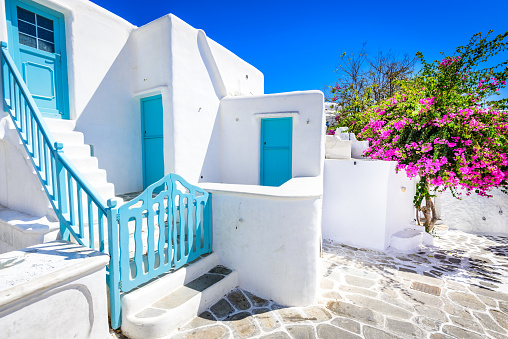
201;177;322;306
219;91;325;185
439;189;508;235
322;158;416;251
0;241;110;339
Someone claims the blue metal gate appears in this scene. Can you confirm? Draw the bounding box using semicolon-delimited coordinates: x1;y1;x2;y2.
115;173;212;293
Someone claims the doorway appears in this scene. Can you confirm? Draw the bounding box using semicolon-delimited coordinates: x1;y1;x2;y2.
5;0;69;119
141;95;164;189
260;117;292;186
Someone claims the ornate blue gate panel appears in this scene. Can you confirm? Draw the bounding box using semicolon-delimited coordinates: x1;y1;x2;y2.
116;174;212;293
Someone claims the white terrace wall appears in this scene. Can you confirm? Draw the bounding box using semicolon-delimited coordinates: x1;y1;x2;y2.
322;159;416;251
202;177;323;306
439;189;508;235
219;91;325;185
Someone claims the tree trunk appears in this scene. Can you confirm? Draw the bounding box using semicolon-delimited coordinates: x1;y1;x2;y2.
422;194;438;233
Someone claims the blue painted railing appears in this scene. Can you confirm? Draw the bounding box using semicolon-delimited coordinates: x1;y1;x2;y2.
1;42;121;328
1;41;213;330
115;174;212;293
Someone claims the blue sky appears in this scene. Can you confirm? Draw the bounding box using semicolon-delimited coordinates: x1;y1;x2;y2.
91;0;508;96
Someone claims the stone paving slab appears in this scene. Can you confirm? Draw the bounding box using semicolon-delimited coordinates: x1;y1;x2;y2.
115;229;508;339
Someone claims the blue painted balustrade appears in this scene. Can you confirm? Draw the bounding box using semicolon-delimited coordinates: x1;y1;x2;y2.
1;41;212;330
1;41;122;328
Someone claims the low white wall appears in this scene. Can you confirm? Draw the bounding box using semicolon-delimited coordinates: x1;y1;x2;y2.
219;91;325;185
322;159;415;251
0;241;110;339
201;177;322;306
439;189;508;235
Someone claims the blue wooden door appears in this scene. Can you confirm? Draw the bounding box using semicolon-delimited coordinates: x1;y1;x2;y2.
5;0;69;119
260;118;292;186
142;95;165;189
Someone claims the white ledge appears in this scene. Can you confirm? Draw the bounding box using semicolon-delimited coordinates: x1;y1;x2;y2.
0;241;109;307
200;176;323;199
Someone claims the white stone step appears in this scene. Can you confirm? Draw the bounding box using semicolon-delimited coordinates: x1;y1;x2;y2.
121;253;238;339
63;144;91;158
67;156;99;170
52;131;85;146
43;118;76;132
0;205;59;254
95;183;116;200
80;169;108;185
389;226;434;252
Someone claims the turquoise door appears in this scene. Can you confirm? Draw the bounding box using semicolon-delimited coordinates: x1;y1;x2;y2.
260;117;292;186
141;95;165;189
5;0;69;119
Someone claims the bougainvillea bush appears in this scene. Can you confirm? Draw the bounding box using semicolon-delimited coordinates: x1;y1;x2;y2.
358;31;508;233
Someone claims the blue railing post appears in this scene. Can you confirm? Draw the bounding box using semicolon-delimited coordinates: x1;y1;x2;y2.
107;198;121;329
206;193;213;251
0;42;6;111
55;142;70;240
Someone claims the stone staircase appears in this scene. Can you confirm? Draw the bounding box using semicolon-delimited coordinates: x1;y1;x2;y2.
0;204;59;254
121;252;238;339
44;118;118;202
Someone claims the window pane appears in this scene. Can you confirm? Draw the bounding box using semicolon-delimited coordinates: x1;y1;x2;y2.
37;27;54;43
18;20;36;37
17;7;35;24
37;15;54;31
38;39;54;53
19;33;37;49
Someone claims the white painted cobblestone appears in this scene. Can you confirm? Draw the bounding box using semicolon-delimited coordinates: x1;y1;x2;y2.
113;230;508;338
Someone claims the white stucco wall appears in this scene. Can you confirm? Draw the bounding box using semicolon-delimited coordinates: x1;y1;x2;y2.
1;0;135;119
219;91;325;185
165;15;264;184
201;177;322;306
62;0;138;194
322;159;416;251
1;0;139;194
440;189;508;235
2;2;266;194
0;116;54;218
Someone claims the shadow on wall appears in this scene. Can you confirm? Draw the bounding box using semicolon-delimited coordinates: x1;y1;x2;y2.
75;35;142;195
198;106;221;184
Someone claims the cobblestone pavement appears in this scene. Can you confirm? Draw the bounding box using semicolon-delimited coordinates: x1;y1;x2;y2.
117;230;508;338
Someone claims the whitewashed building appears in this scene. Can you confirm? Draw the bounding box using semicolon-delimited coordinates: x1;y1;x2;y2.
0;0;325;337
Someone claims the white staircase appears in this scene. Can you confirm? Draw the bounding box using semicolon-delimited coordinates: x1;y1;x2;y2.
44;118;117;202
0;204;59;254
121;252;238;339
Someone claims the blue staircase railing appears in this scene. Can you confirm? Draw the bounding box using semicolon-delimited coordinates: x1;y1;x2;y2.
1;41;121;329
1;41;213;330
